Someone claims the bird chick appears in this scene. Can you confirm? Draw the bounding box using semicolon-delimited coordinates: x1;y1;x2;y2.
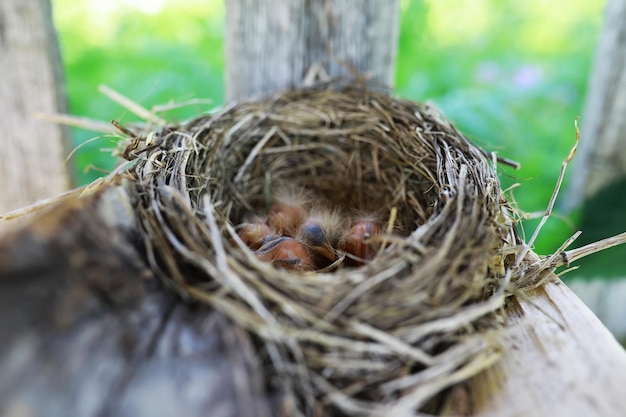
237;220;273;250
255;236;314;272
338;220;382;266
266;192;309;237
296;208;344;269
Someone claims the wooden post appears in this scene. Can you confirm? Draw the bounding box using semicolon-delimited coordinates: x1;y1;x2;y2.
0;0;72;232
225;0;400;101
563;0;626;210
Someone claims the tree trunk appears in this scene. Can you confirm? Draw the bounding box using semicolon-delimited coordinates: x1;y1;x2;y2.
225;0;400;101
0;0;71;233
563;0;626;210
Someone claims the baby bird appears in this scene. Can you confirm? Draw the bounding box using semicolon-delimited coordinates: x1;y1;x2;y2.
338;219;382;266
296;209;344;269
237;220;273;250
266;192;309;237
254;236;315;272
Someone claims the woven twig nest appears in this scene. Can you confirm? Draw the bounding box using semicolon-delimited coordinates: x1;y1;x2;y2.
130;83;520;416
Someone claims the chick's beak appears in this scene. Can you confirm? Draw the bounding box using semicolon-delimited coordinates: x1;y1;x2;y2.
311;242;337;262
299;220;338;264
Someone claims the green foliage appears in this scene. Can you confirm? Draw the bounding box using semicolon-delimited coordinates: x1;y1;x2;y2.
54;0;225;183
53;0;604;259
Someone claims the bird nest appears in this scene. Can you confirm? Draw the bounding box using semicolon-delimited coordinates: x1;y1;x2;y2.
129;83;521;416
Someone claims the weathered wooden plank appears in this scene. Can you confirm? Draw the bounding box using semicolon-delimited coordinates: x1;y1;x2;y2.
0;186;275;417
442;279;626;417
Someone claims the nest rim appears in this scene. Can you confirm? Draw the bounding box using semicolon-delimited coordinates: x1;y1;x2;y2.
130;82;520;416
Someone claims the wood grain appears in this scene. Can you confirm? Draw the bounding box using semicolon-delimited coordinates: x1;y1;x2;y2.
442;279;626;417
224;0;400;101
564;0;626;209
0;0;71;232
0;186;276;417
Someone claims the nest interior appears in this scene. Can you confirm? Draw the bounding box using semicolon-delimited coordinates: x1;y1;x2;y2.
130;83;520;416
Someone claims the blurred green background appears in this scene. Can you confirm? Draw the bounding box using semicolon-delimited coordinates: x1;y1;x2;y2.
51;0;606;268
